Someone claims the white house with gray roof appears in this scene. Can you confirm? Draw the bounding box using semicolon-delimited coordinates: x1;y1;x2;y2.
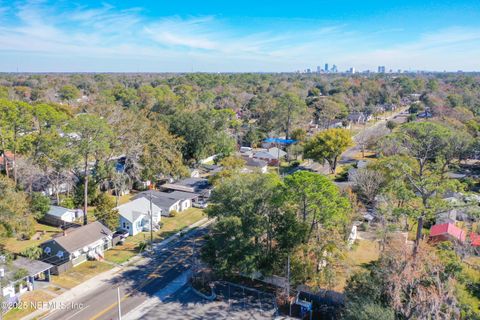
116;197;162;236
40;221;113;271
132;190;198;216
43;205;84;227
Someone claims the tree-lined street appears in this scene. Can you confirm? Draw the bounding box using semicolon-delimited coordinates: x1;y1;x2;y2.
39;225;210;320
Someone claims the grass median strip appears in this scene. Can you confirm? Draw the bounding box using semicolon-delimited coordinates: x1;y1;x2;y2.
51;261;114;289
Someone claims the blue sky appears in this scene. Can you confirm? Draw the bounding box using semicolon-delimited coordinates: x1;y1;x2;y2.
1;0;480;72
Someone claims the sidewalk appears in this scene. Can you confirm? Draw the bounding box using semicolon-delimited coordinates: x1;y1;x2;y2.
22;218;213;320
123;270;193;320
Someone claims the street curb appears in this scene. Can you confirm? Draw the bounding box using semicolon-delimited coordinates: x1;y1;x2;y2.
153;217;211;249
190;286;216;301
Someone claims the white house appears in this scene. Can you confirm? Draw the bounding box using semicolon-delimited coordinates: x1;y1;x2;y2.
347;112;372;124
40;222;113;270
328;120;351;129
242;158;268;174
43;206;84;227
0;257;53;307
116;198;162;236
132;190;200;216
159;191;199;211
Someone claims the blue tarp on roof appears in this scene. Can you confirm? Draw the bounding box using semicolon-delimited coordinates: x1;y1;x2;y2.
263;138;297;145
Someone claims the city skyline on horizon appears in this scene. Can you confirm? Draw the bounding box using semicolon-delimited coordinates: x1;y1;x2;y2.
1;1;480;72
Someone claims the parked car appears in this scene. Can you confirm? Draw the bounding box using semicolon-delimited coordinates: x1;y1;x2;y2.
193;201;208;209
114;229;130;239
143;224;160;232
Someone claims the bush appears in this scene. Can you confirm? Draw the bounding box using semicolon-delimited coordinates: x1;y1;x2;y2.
335;164;353;182
60;196;75;209
359;222;370;231
386;120;397;131
137;241;147;252
169;210;178;217
21;246;43;260
30;192;50;220
289;160;300;167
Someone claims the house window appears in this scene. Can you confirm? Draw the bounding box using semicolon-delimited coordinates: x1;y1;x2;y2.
44;247;51;255
126;225;130;230
56;251;64;258
123;222;126;228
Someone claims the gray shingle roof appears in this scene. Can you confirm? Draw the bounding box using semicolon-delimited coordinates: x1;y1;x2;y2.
162;178;210;193
132;190;180;209
116;197;161;222
12;257;53;276
44;221;112;253
161;191;199;200
246;158;267;167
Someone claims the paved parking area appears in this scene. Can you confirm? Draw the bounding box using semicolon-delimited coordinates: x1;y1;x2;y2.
136;285;276;320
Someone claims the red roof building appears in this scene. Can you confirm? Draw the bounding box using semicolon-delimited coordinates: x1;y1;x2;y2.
0;151;14;169
429;223;466;243
0;151;14;162
470;233;480;247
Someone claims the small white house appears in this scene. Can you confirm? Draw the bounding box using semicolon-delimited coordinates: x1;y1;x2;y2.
43;206;84;226
158;191;199;211
116;198;162;236
0;257;53;307
242;158;268;174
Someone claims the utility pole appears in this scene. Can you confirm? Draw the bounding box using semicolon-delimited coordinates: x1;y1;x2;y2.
277;141;281;175
117;287;122;320
286;254;291;316
286;254;290;296
149;191;153;251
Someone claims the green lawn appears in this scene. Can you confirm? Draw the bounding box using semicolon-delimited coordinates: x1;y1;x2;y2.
51;260;114;289
334;239;381;292
104;208;206;264
457;257;480;318
407;218;429;241
110;193;135;206
0;221;62;254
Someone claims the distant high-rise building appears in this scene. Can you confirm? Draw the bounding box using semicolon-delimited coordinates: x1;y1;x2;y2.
324;63;329;72
306;68;311;73
317;66;321;73
378;66;386;73
349;67;356;74
331;64;338;73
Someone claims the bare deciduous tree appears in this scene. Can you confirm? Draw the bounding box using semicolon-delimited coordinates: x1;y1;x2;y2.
350;168;386;205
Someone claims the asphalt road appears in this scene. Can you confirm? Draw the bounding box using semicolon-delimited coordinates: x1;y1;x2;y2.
40;226;209;320
136;284;276;320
